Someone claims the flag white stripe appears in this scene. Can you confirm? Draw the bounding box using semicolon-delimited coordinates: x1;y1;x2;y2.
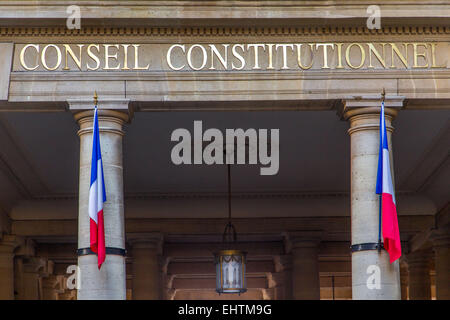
88;158;104;224
382;148;396;204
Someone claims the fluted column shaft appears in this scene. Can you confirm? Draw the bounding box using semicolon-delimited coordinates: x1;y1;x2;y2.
399;260;409;300
292;241;321;300
15;257;49;300
431;228;450;299
0;236;18;299
130;236;162;300
407;251;431;300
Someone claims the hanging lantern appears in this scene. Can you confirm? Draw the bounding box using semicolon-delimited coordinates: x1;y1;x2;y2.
215;249;247;294
214;162;247;295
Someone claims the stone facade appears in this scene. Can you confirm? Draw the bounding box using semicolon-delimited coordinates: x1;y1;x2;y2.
0;1;448;300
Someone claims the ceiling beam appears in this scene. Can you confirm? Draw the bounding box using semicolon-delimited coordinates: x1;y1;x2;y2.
168;260;275;276
164;242;284;258
12;215;435;239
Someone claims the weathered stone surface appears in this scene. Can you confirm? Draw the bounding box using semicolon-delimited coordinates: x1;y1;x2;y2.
0;42;13;101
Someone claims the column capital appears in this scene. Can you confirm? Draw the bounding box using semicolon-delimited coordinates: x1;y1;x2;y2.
127;232;164;253
15;238;36;257
0;235;20;254
430;225;450;248
67;98;132;114
68;98;133;124
72;105;131;139
283;231;323;253
267;272;284;288
22;256;52;275
405;249;433;267
273;255;292;272
340;95;404;121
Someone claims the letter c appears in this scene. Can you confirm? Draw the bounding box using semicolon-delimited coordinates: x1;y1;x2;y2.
167;44;186;71
20;44;40;70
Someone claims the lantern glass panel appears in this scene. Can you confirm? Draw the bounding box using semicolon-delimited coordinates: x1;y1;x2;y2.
215;250;247;294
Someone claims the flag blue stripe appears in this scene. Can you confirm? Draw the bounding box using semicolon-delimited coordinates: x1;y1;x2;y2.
90;107;106;202
375;101;385;195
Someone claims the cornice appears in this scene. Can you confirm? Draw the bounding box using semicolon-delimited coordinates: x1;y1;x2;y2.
0;1;447;6
1;25;449;38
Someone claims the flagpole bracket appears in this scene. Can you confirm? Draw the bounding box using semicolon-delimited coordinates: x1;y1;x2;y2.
351;242;384;252
77;247;127;257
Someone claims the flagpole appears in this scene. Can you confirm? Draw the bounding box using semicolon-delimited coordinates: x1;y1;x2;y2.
93;90;98;108
378;88;385;252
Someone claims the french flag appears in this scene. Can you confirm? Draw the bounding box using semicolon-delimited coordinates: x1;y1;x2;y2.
376;101;401;263
89;107;106;269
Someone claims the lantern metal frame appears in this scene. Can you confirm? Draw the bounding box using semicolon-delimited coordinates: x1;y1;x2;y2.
213;162;247;295
214;249;247;294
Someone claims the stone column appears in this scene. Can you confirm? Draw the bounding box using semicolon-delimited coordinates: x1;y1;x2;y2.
431;226;450;299
161;257;173;300
16;257;49;300
0;235;18;299
129;233;163;300
407;250;432;300
343;96;403;300
399;259;409;300
286;232;321;300
42;275;65;300
70;99;131;300
273;255;292;300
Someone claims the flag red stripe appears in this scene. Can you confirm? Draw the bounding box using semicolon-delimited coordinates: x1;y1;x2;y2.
90;218;98;253
97;210;106;269
90;211;105;269
381;193;402;263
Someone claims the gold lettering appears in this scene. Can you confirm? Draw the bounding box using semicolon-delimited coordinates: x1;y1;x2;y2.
20;44;39;71
266;44;275;70
275;44;294;70
63;44;84;70
295;44;314;70
121;44;130;70
18;42;449;72
132;44;149;70
41;44;62;71
209;44;229;70
166;44;186;71
390;43;409;68
87;44;100;71
367;43;386;68
247;44;265;70
187;44;207;70
430;43;446;68
412;43;428;68
231;44;245;70
104;44;120;70
315;43;334;69
345;43;366;69
335;43;344;69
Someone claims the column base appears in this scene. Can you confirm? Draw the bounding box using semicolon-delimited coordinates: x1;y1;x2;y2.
77;255;126;300
352;250;401;300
